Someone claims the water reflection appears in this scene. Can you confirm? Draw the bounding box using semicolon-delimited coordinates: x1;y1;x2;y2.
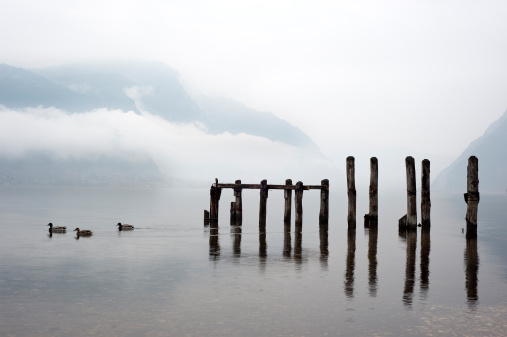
209;225;220;259
367;227;378;297
231;226;241;257
420;227;431;299
465;237;479;309
320;225;329;271
345;229;356;298
403;228;417;307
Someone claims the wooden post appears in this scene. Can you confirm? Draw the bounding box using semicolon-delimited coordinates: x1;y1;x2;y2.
319;179;329;226
259;179;268;227
204;210;210;225
405;156;417;228
421;159;431;228
230;201;236;224
465;156;479;234
209;184;221;223
234;179;242;223
295;181;304;226
284;179;293;225
283;223;291;257
346;156;356;229
368;157;378;227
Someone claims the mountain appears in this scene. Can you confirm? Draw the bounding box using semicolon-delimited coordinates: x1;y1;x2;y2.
433;109;507;194
0;61;322;186
0;62;318;150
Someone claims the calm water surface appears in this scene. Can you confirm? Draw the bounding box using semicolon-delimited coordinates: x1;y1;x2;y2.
0;185;506;336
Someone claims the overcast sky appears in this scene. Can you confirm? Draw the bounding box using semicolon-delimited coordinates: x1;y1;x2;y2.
1;0;507;178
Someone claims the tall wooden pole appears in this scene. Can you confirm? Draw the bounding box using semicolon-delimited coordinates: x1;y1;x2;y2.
421;159;431;228
369;157;378;227
209;183;221;223
259;179;268;227
295;181;304;226
346;156;356;229
319;179;329;226
234;179;242;224
405;156;417;228
465;156;479;237
284;179;293;225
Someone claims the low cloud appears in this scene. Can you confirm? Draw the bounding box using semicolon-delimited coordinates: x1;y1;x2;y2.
0;106;337;184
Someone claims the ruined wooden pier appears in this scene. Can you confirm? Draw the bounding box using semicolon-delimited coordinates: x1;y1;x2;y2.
205;178;330;227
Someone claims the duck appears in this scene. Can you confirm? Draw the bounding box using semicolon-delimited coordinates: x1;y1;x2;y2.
117;222;134;230
74;228;93;236
47;223;67;233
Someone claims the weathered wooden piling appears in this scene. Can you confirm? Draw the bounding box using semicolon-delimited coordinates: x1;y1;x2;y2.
319;179;329;226
398;214;407;231
295;181;304;226
259;179;268;227
230;202;236;223
346;156;356;229
234;179;243;223
464;156;479;233
204;210;210;224
284;179;293;225
368;157;378;227
405;156;417;228
209;183;222;222
421;159;431;227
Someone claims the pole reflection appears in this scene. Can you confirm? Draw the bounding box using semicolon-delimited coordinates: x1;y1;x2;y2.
465;237;479;309
320;225;329;271
420;227;431;299
231;226;241;257
345;229;356;298
368;227;378;297
403;228;417;307
209;224;220;260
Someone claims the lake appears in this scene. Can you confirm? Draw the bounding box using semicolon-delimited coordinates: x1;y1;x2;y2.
0;185;506;336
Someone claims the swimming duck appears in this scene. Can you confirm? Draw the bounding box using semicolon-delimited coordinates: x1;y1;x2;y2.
47;223;67;233
74;228;93;236
117;222;134;230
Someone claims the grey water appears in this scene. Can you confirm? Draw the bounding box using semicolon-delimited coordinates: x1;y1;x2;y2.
1;185;506;336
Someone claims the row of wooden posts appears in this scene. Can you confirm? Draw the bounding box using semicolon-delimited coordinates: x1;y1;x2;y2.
204;155;479;233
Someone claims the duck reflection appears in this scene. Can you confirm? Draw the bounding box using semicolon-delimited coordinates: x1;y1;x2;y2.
465;237;479;309
231;226;242;257
368;227;378;297
283;224;291;258
345;229;356;298
420;227;431;299
320;225;329;270
403;228;417;307
209;224;220;260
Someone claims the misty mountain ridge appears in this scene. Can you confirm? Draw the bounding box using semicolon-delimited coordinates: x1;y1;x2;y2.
433;109;507;194
0;61;322;186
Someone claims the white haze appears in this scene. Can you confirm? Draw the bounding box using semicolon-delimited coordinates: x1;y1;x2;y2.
0;106;336;185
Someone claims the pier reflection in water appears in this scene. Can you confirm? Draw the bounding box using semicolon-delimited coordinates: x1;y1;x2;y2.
420;227;431;299
465;237;479;309
345;229;356;298
403;228;417;307
367;227;378;297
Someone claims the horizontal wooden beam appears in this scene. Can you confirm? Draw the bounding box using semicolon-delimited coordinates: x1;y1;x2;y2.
216;183;328;190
